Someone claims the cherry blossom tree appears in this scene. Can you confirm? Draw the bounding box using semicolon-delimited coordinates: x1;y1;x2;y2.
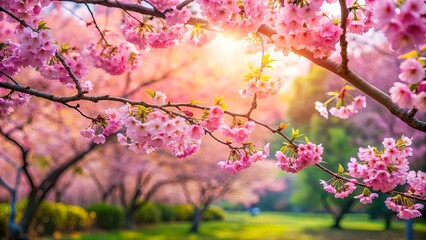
0;0;425;239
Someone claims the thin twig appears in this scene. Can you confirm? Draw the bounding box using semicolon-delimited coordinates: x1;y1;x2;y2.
85;3;110;46
0;69;19;85
0;7;36;31
55;52;86;94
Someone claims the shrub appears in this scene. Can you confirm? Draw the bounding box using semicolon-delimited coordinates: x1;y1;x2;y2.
157;204;176;222
30;201;67;236
203;205;225;221
0;203;9;238
174;204;194;221
64;205;92;232
86;203;124;229
133;202;161;224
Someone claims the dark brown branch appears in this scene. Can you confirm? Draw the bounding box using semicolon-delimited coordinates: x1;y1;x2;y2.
0;128;36;189
85;3;110;46
338;0;349;73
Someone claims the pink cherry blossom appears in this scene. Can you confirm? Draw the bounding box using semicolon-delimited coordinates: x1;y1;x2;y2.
354;192;378;204
389;82;414;108
398;58;425;84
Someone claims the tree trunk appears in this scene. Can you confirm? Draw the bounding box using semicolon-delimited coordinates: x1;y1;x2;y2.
189;204;210;233
189;207;203;233
330;199;355;229
384;212;392;230
124;209;135;230
8;192;40;240
8;190;26;240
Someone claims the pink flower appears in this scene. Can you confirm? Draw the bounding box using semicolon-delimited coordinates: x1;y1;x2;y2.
209;106;224;119
335;180;357;199
165;7;191;26
398;206;423;220
320;180;336;194
315;101;329;119
399;58;425;84
354;192;378;204
93;134;106;144
153;91;167;105
413;91;426;111
389;82;414;108
80;128;95;139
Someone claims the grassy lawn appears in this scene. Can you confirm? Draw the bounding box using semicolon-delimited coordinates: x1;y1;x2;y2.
57;212;426;240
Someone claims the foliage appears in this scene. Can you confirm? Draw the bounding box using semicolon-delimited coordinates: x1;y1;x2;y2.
0;200;91;236
157;204;176;222
173;204;194;222
64;205;93;232
0;203;8;238
133;202;161;224
86;203;124;230
202;206;225;221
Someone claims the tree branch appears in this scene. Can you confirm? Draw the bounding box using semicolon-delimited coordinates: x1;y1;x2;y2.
338;0;349;73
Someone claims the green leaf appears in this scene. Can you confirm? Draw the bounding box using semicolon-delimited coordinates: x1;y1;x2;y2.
190;99;201;105
338;164;344;174
409;83;418;91
304;136;310;143
214;95;228;110
145;90;156;98
399;50;419;59
73;166;83;175
344;85;355;91
60;43;70;53
37;20;50;30
280;146;289;152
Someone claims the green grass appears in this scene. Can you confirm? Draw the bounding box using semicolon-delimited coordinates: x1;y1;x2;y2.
56;212;426;240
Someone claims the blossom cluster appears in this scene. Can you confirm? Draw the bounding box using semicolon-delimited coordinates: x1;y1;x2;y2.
320;178;357;199
315;84;367;119
385;196;424;220
0;93;30;116
121;18;186;50
348;137;413;193
407;170;426;197
87;41;141;75
315;95;366;119
239;76;284;99
345;0;374;35
336;136;425;219
197;0;267;36
389;57;425;111
0;0;50;22
271;1;343;58
0;27;56;77
200;106;224;132
220;121;255;144
218;143;269;174
40;50;88;87
373;0;426;54
275;142;324;173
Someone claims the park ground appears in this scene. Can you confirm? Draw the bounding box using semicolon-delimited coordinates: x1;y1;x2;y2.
54;212;426;240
